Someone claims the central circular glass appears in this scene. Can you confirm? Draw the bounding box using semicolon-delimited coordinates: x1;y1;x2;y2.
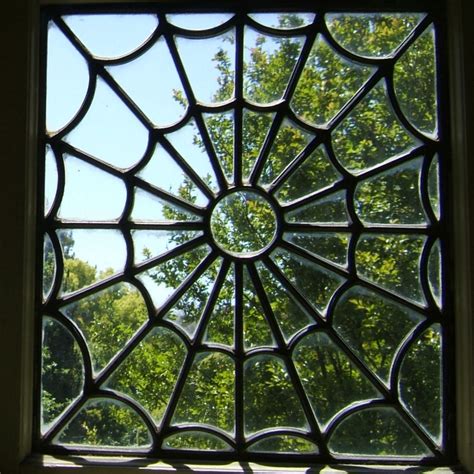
210;190;277;257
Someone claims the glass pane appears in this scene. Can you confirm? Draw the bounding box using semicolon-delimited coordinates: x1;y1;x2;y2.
43;233;56;301
291;36;373;126
249;13;315;29
428;155;440;219
55;398;152;448
244;355;308;434
65;77;148;169
163;431;232;451
62;282;148;374
167;13;234;30
244;27;304;104
173;352;235;433
249;435;318;453
333;286;424;385
41;316;84;434
428;240;442;308
44;145;58;216
326;13;424;58
294;331;380;429
104;327;186;426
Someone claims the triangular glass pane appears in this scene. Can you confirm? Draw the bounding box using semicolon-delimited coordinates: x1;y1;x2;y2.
283;231;350;268
43;233;56;301
54;397;152;448
276;146;341;204
355;157;427;225
172;352;235;433
332;81;420;173
63;14;158;58
271;248;345;316
428;239;442;308
356;234;426;304
41;316;84;434
165;259;222;339
243;267;275;349
104;326;187;426
166;13;234;30
259;118;314;186
46;21;89;132
59;154;126;221
203;111;234;183
44;145;58;216
62;282;148;374
325;13;424;58
65;77;148;169
291;35;373;126
163;431;232;451
285;191;348;224
249;13;315;29
106;37;187;127
328;407;430;456
399;324;442;446
244;27;304;104
249;435;318;453
428;155;440;219
333;285;425;385
244;355;308;434
256;262;313;341
394;24;437;137
294;331;381;429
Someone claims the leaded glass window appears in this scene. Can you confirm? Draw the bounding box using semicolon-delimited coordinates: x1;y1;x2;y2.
38;4;451;464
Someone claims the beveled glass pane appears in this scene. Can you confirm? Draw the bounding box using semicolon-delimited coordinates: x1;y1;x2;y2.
244;355;308;434
326;13;424;58
62;282;148;374
428;239;442;308
332;81;420;173
104;327;186;426
175;31;235;103
65;77;148;169
43;234;56;301
276;146;341;204
41;316;84;434
291;36;373;126
294;331;380;429
328;407;430;456
249;13;315;29
333;286;424;385
106;37;187;127
59;154;126;221
46;21;89;132
356;234;426;304
44;145;58;216
249;435;318;453
428;155;440;219
63;14;158;58
163;431;232;451
167;13;234;30
394;24;437;137
399;324;442;445
355;157;427;225
55;398;152;448
259;118;314;186
244;27;304;104
173;352;235;433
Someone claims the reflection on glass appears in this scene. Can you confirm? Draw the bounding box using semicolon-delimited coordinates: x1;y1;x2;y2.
46;21;89;132
356;234;426;304
355;157;427;225
41;316;84;434
59;154;126;221
62;282;148;374
107;37;187;127
163;431;232;450
244;355;308;434
167;13;234;30
55;398;152;448
65;77;148;169
105;327;186;426
328;407;429;456
428;156;440;219
428;240;442;308
294;331;380;429
291;35;373;126
332;81;419;173
399;324;442;445
326;13;424;58
173;352;235;433
249;435;318;453
63;14;158;58
43;234;56;301
394;25;437;137
333;286;424;384
175;30;235;103
44;145;58;216
244;27;304;104
249;13;316;29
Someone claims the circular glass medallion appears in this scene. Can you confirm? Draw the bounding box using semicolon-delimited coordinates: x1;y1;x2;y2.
210;190;277;257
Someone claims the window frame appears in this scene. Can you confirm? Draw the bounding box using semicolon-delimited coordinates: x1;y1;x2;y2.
0;0;472;472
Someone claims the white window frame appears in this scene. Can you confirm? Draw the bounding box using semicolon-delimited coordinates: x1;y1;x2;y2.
0;0;472;472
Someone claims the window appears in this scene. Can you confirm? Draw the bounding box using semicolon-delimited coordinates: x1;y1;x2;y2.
0;0;473;473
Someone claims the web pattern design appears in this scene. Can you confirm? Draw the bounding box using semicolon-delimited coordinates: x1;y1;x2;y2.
39;7;448;462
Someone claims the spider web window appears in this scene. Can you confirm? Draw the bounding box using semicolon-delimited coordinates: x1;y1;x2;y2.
38;5;450;463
